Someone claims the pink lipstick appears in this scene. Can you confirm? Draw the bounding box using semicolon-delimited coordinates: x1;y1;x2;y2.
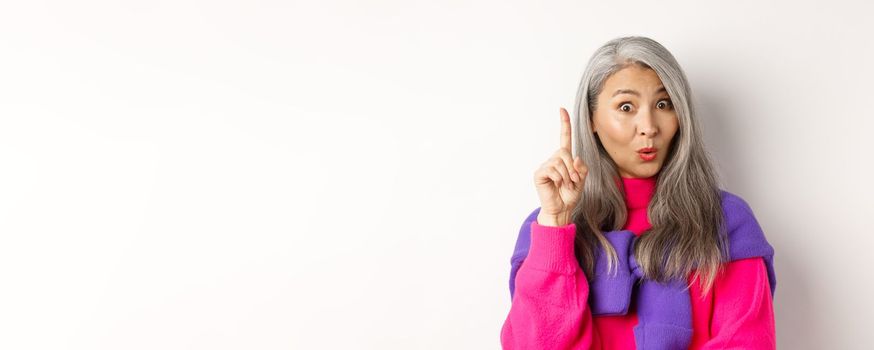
637;147;657;161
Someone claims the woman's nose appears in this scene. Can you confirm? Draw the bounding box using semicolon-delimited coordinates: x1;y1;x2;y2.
638;109;658;136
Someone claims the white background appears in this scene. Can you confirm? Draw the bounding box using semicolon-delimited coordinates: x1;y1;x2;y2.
1;1;872;349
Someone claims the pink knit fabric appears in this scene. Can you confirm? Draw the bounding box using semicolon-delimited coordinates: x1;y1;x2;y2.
500;176;776;349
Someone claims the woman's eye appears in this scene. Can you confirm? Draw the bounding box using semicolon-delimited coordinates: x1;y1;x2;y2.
657;99;673;109
619;103;632;112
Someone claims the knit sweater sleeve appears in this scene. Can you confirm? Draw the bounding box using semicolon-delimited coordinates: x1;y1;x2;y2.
701;257;776;349
500;221;594;349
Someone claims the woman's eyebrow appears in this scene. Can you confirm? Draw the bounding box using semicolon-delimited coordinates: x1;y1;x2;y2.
612;86;667;97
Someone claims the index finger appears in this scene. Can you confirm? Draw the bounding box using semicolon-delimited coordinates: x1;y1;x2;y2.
560;107;572;152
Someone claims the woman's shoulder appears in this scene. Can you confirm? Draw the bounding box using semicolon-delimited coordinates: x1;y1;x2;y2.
718;189;765;231
717;189;778;298
717;189;774;259
718;189;756;216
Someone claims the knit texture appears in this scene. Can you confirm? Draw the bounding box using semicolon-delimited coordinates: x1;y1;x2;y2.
502;176;777;349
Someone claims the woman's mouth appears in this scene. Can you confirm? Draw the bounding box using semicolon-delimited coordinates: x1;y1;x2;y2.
637;151;656;161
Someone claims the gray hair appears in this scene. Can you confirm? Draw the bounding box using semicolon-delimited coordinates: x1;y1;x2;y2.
570;36;729;296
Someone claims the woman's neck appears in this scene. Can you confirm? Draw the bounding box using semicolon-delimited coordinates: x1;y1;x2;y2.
618;174;657;234
619;175;657;209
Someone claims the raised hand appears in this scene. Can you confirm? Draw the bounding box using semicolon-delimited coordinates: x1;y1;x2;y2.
533;107;589;226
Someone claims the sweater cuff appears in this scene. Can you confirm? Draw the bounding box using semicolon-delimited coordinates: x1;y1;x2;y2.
526;221;578;274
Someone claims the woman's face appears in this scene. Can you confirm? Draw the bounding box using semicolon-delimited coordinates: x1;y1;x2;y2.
591;65;679;179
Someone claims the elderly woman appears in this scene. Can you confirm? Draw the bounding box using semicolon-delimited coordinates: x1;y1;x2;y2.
500;36;776;349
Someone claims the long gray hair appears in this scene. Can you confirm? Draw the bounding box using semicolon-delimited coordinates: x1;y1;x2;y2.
570;36;729;296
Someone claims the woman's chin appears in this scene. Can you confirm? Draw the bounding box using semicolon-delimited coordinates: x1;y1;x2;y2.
622;164;662;178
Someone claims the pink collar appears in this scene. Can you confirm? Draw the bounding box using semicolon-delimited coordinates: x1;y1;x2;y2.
619;175;657;209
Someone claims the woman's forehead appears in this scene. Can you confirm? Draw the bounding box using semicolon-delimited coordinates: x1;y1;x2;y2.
602;66;665;94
